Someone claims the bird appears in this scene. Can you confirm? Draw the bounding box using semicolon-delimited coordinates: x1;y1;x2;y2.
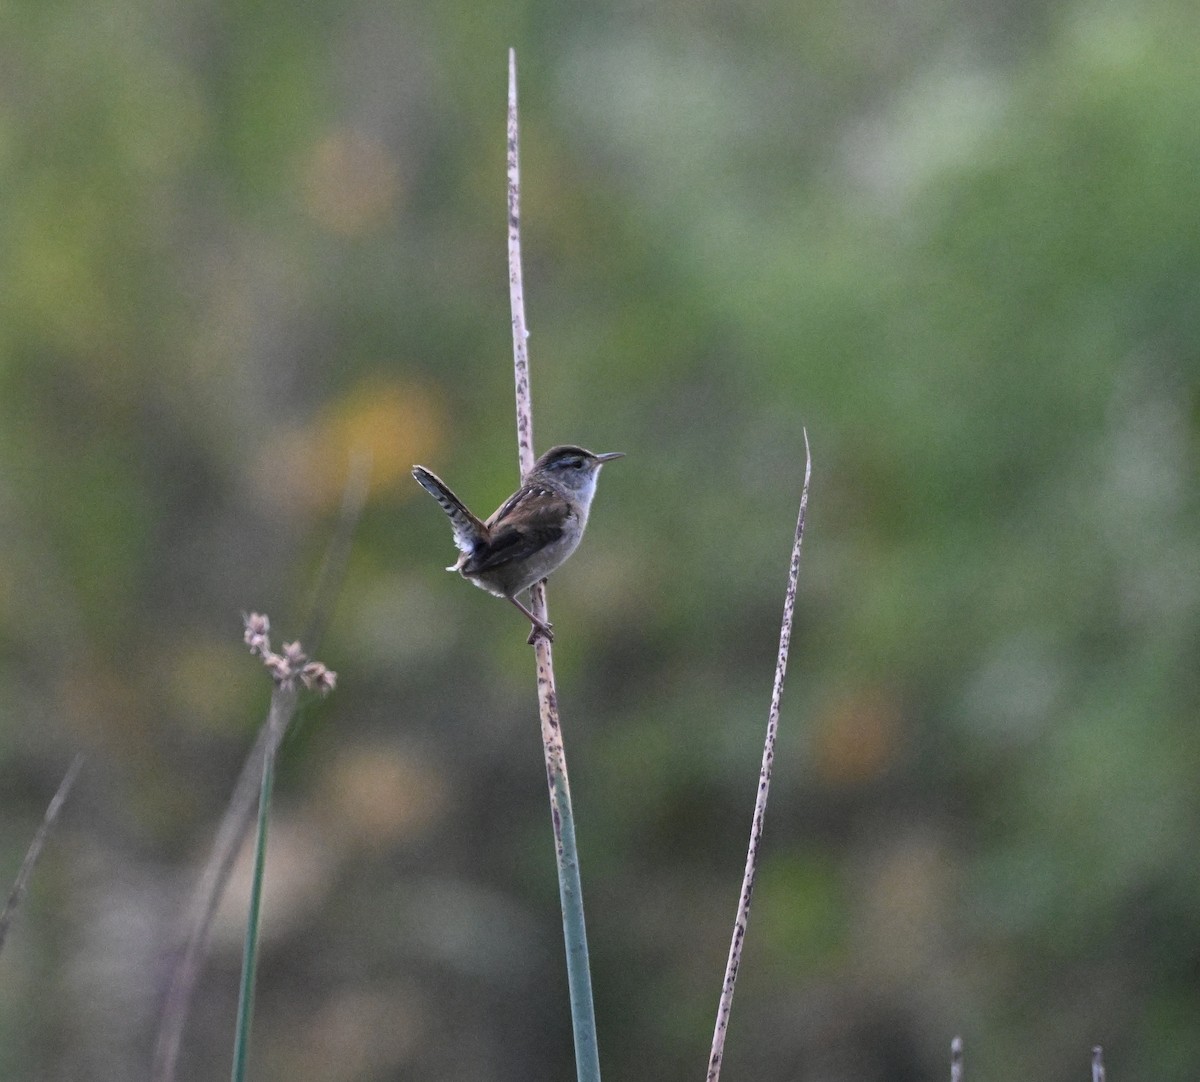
412;444;624;643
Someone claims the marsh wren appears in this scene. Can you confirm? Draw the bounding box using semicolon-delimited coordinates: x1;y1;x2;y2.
412;445;624;643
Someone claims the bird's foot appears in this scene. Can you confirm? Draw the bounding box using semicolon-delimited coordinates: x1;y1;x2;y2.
527;620;554;645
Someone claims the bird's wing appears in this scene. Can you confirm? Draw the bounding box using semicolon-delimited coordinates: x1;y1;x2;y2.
462;485;572;574
411;466;487;554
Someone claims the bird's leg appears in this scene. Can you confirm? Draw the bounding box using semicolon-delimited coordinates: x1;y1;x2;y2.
507;595;554;644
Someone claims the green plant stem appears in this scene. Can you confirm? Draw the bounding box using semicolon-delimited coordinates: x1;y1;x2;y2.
535;621;600;1081
554;781;600;1078
230;692;287;1082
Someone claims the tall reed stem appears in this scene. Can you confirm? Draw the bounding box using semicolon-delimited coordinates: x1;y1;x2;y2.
706;433;811;1082
507;47;602;1082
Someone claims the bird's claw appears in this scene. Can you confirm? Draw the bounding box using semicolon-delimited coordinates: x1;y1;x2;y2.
527;622;555;646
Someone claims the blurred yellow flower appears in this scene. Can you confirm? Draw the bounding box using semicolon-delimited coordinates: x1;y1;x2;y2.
301;130;400;237
262;377;446;513
812;686;904;786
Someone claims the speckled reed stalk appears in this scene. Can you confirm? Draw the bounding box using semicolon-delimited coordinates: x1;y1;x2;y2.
706;433;811;1082
507;47;602;1082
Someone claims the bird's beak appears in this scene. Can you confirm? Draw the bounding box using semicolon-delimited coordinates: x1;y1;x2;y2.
594;452;625;463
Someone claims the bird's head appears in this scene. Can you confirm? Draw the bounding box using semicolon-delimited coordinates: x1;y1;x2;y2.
531;445;624;498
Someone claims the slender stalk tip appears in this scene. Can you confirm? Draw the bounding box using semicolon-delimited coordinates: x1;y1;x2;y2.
0;754;85;956
706;433;812;1082
507;56;600;1082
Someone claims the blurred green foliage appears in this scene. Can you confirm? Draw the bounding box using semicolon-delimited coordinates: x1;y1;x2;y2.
0;0;1197;1079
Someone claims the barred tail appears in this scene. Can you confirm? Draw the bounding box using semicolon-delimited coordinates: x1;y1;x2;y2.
412;466;487;556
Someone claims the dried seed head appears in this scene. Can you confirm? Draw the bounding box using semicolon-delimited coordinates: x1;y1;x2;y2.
243;613;334;695
301;661;338;695
264;652;295;688
243;612;272;656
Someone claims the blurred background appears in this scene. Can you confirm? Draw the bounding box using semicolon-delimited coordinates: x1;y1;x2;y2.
0;0;1198;1078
